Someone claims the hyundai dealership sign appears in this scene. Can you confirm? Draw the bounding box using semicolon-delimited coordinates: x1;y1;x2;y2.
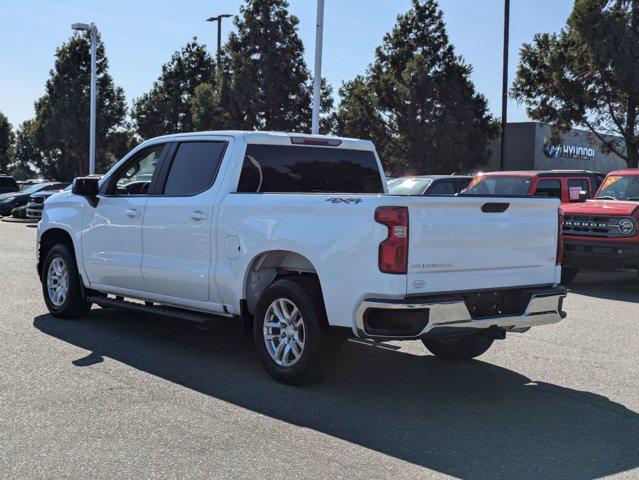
543;141;596;159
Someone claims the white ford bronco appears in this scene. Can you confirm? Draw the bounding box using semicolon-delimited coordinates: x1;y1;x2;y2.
37;131;567;383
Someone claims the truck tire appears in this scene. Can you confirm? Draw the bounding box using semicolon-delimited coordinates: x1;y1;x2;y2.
560;264;579;285
253;276;341;384
41;243;92;319
422;334;494;361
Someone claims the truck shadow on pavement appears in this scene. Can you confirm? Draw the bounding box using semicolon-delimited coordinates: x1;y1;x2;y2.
568;271;638;303
34;309;639;480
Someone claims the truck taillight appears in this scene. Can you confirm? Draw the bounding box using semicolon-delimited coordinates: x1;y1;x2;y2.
375;206;408;274
556;208;564;265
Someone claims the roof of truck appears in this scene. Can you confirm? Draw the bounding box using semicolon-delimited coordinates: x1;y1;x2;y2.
478;170;604;178
149;131;374;150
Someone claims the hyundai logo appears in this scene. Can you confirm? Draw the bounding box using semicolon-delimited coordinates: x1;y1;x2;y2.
618;218;635;236
543;143;561;158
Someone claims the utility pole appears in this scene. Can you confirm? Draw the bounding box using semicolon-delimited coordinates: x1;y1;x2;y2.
500;0;510;171
206;14;233;64
72;22;98;175
311;0;325;135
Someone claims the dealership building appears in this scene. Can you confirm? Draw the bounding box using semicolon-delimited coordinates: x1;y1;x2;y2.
488;122;627;173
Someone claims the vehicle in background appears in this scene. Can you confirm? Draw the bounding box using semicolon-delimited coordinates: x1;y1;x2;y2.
18;178;50;190
464;170;605;203
37;131;565;384
0;175;19;195
0;182;68;216
387;175;473;195
26;185;72;220
560;169;639;284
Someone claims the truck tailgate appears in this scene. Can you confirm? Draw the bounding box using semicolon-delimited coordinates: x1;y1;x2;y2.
407;196;560;295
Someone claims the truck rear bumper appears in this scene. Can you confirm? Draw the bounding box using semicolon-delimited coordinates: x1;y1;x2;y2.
355;286;567;340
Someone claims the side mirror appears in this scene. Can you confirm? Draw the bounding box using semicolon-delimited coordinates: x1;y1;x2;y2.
578;190;588;202
72;177;99;196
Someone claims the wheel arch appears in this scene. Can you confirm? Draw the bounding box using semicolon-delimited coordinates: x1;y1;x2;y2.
243;250;324;317
38;227;79;278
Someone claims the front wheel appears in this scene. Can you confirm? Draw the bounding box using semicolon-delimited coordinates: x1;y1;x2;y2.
422;334;494;361
41;244;91;318
253;276;341;384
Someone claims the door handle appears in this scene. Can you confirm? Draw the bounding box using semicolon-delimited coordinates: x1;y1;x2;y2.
125;209;141;217
190;210;208;221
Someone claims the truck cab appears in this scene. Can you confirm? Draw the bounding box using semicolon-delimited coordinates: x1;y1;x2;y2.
560;169;639;283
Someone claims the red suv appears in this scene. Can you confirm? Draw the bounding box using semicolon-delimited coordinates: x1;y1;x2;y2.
560;169;639;283
465;170;605;203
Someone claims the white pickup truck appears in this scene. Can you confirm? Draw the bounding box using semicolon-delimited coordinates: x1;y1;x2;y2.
37;131;567;383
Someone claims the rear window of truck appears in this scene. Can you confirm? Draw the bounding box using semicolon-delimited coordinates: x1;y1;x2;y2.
236;144;384;193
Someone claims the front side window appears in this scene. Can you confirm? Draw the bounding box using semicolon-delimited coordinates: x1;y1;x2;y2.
596;175;639;201
535;179;562;199
465;175;533;196
112;144;165;195
237;144;384;193
163;141;226;196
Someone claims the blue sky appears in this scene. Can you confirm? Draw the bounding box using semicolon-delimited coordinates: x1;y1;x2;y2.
0;0;573;129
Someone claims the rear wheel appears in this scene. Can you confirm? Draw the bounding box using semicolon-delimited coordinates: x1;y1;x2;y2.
422;334;494;361
253;276;341;384
41;244;91;318
560;264;579;285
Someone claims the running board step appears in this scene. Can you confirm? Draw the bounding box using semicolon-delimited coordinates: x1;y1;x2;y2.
87;295;233;325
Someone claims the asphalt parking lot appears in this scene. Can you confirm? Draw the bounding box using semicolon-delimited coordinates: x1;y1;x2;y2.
0;221;638;479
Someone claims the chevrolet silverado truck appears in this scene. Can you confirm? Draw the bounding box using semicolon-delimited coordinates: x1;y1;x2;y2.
37;131;567;383
561;169;639;284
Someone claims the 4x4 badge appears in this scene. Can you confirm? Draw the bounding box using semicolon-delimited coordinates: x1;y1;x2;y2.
325;198;362;204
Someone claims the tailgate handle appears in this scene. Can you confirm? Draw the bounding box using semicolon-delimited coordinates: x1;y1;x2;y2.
481;202;509;213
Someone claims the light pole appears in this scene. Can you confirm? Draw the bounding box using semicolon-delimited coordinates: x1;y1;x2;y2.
206;14;233;64
500;0;510;171
311;0;325;135
72;22;97;175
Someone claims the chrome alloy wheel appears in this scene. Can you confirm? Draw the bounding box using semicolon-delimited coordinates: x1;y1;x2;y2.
263;298;305;367
47;257;69;307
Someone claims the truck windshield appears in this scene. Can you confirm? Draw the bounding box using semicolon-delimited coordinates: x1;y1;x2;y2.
464;175;533;196
595;175;639;200
387;177;432;195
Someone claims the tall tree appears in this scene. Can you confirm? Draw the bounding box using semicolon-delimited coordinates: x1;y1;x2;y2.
335;76;387;150
512;0;639;168
31;32;129;180
218;0;333;132
9;120;38;180
337;0;497;174
0;112;14;174
133;39;216;138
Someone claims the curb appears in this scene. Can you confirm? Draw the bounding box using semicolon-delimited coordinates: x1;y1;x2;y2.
0;217;38;224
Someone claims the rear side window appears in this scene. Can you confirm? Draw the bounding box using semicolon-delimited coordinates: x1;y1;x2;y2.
465;176;533;195
428;180;456;195
237;144;383;193
163;141;226;196
568;178;589;201
535;179;562;199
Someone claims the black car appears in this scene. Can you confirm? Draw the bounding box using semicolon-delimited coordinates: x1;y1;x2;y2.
387;175;473;195
0;182;68;216
26;185;71;219
0;175;19;195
